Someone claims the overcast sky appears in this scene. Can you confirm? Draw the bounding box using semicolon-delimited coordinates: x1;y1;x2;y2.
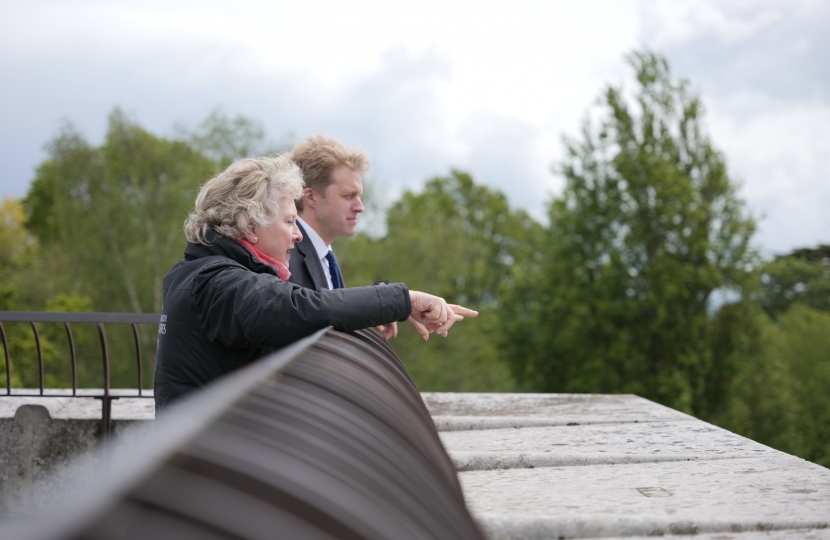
1;0;827;256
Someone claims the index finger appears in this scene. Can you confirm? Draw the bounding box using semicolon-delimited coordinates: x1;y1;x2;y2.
448;304;479;318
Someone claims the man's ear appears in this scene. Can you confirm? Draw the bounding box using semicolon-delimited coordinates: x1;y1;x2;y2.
302;188;317;209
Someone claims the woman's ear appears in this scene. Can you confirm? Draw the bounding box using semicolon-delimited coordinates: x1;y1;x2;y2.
244;229;258;244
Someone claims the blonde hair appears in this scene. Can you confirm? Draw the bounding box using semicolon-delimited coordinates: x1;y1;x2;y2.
184;155;304;245
289;135;368;210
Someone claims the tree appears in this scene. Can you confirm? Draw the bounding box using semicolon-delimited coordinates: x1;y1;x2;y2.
338;171;543;391
759;245;830;318
0;198;33;310
714;304;830;468
24;109;216;314
502;52;758;414
177;107;290;168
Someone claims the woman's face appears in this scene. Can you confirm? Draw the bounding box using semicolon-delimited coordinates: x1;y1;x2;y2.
251;195;303;265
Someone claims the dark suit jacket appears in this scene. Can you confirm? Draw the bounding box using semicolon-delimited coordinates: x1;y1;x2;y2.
289;221;340;290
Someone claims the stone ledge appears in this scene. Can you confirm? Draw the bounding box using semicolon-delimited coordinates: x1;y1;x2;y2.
450;451;750;472
460;456;830;538
432;415;698;431
440;420;780;468
475;514;830;540
422;392;694;422
0;391;154;420
600;530;830;540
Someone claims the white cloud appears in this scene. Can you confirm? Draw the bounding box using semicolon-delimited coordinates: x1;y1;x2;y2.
708;95;830;254
455;111;552;218
638;0;830;254
1;0;826;256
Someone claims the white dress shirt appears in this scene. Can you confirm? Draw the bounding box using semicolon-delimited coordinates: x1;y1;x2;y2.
297;216;335;289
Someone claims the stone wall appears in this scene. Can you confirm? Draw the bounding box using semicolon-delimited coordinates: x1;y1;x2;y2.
0;395;154;516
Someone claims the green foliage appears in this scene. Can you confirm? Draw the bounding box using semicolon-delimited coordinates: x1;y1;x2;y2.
338;171;543;391
759;245;830;318
0;292;98;390
712;304;830;468
178;107;288;168
0;198;37;309
24;109;216;313
502;52;758;414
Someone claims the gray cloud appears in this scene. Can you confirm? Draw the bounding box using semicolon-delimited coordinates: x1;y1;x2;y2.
455;111;551;218
641;1;830;107
2;1;827;257
637;1;830;255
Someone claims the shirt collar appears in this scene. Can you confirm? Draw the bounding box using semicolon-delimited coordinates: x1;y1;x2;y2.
297;216;331;260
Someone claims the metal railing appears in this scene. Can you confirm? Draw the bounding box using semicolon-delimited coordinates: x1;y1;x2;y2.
0;311;160;437
10;327;486;540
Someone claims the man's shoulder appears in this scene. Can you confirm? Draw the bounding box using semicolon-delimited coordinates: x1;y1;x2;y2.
294;221;314;255
289;222;329;290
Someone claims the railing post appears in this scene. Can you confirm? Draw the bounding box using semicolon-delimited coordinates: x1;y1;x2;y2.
64;322;77;396
1;321;10;395
95;395;119;440
30;321;44;396
96;322;112;439
131;323;143;397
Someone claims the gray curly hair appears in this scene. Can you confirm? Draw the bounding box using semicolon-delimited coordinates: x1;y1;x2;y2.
184;155;304;245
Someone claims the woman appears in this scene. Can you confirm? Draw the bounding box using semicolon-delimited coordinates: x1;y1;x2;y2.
154;155;476;411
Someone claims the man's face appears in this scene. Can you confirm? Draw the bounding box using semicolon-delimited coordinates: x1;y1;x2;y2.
313;164;364;243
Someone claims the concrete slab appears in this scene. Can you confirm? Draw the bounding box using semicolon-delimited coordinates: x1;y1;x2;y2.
461;456;830;539
0;392;155;420
423;393;695;431
442;420;780;470
598;531;830;540
0;405;154;516
0;393;155;516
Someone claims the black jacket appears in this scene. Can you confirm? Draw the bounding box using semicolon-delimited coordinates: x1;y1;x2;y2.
154;234;411;410
288;221;331;290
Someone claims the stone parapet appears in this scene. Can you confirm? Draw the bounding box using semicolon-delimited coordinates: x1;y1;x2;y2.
0;392;154;516
2;391;829;538
423;392;830;539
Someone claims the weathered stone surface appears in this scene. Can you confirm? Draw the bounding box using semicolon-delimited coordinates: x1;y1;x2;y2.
451;451;739;472
424;393;694;431
598;530;830;540
441;421;779;470
0;391;155;420
476;515;830;540
0;400;153;516
2;390;828;540
461;456;830;538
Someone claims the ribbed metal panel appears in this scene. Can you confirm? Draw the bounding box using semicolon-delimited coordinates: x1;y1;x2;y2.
26;329;484;540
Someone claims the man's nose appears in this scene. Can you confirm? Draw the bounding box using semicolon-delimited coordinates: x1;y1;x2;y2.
354;197;365;213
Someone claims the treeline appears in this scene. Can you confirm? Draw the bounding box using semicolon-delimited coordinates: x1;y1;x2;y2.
1;52;828;467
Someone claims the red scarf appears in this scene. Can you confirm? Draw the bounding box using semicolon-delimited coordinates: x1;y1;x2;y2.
237;238;291;281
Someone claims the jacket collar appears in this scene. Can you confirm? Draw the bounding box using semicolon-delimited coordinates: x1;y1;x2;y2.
183;232;277;276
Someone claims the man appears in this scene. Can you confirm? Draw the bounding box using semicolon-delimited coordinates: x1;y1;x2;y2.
288;135;398;339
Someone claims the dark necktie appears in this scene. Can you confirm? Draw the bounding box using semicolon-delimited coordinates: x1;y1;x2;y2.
324;251;343;289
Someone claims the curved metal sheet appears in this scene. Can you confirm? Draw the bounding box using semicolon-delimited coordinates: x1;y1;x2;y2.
22;329;485;540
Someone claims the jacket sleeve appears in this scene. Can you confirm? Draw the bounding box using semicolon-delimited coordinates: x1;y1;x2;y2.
192;262;411;349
